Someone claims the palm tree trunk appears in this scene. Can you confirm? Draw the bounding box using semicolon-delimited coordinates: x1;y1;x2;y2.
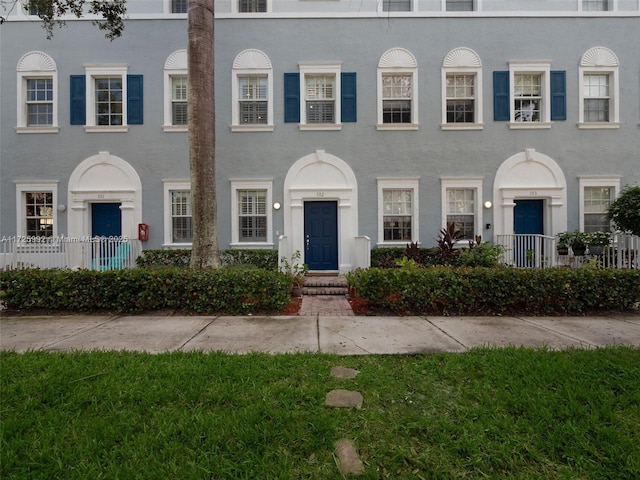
188;0;220;268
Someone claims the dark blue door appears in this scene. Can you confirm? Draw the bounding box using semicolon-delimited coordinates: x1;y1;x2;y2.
514;200;544;266
92;203;122;237
304;201;338;271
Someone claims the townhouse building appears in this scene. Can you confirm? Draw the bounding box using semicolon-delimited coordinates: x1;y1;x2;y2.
1;0;639;272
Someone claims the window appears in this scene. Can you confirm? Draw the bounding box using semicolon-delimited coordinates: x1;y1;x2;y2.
582;0;610;11
578;47;619;128
442;48;483;129
71;65;143;132
238;190;267;242
239;0;267;12
377;48;418;130
171;76;188;125
164;50;188;131
16;182;58;238
383;0;411;11
285;62;356;130
171;0;187;13
493;62;566;128
446;0;474;11
441;178;483;242
377;178;419;245
163;181;192;245
17;51;58;133
579;177;620;232
231;180;273;246
232;50;273;131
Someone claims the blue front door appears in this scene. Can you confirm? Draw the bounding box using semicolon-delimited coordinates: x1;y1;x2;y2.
92;203;122;237
304;201;338;271
514;200;544;266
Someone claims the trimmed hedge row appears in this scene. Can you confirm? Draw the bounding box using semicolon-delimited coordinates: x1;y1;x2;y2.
0;268;292;315
136;249;279;270
348;266;640;315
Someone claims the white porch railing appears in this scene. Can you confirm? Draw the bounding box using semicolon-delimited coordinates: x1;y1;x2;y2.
497;233;640;269
0;236;142;271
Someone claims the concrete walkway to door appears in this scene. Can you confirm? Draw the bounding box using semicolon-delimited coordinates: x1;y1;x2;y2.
300;295;354;316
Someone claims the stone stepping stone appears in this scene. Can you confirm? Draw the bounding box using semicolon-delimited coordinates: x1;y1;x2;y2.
334;439;364;475
325;389;363;409
330;366;359;379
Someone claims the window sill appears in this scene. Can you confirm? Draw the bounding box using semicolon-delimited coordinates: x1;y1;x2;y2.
376;123;420;131
84;126;129;133
440;123;484;131
508;122;551;130
299;124;342;131
229;242;275;249
577;122;621;130
230;124;275;132
162;125;188;132
16;126;59;134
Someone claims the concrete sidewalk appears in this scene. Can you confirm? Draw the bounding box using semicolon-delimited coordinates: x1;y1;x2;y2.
1;314;639;354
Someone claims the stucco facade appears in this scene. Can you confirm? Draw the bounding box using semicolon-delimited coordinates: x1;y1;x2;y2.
1;0;639;272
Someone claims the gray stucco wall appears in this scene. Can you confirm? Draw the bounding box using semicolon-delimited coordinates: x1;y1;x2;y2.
1;13;639;251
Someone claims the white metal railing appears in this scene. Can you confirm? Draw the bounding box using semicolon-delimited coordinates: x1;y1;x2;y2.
497;233;640;269
0;236;141;271
497;234;556;268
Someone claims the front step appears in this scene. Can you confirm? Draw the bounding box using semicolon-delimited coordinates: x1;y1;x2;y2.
302;275;348;296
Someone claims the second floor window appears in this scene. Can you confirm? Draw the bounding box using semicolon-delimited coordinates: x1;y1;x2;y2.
305;75;335;124
239;75;267;124
26;78;53;126
171;76;188;125
95;77;123;126
382;74;412;124
583;74;609;122
446;74;475;123
513;74;541;122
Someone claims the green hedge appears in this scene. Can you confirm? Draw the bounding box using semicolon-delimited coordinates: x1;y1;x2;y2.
348;266;640;316
0;268;291;315
136;249;278;270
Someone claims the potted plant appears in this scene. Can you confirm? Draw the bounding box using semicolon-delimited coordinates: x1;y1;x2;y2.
556;232;571;255
586;231;610;255
569;231;588;256
280;250;309;297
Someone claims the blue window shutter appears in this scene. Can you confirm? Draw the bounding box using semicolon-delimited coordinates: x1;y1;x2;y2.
127;75;144;125
550;70;566;121
284;73;300;123
70;75;86;125
493;71;510;121
341;72;357;122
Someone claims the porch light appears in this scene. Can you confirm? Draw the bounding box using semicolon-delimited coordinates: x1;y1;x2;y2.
484;201;493;209
273;202;281;210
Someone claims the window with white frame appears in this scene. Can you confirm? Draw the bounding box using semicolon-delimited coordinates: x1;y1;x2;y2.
238;0;267;12
377;49;418;130
582;0;610;11
82;65;129;131
441;48;483;129
579;177;620;233
16;51;58;133
446;0;474;11
16;182;58;238
163;181;192;245
377;178;419;244
298;63;342;130
164;50;188;131
232;49;273;131
441;178;483;242
509;62;551;127
383;0;412;11
230;180;273;246
578;47;619;128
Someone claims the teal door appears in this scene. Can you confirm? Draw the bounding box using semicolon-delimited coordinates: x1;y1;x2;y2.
304;201;338;271
514;200;544;266
91;203;122;237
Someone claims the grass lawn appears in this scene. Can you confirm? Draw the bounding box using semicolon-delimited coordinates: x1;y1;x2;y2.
2;347;639;479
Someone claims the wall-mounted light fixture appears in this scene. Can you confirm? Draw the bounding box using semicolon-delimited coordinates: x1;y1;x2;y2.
273;202;281;210
57;205;67;212
484;201;493;209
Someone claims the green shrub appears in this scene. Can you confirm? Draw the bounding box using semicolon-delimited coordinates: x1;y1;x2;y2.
136;249;278;270
0;267;291;315
348;266;640;316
